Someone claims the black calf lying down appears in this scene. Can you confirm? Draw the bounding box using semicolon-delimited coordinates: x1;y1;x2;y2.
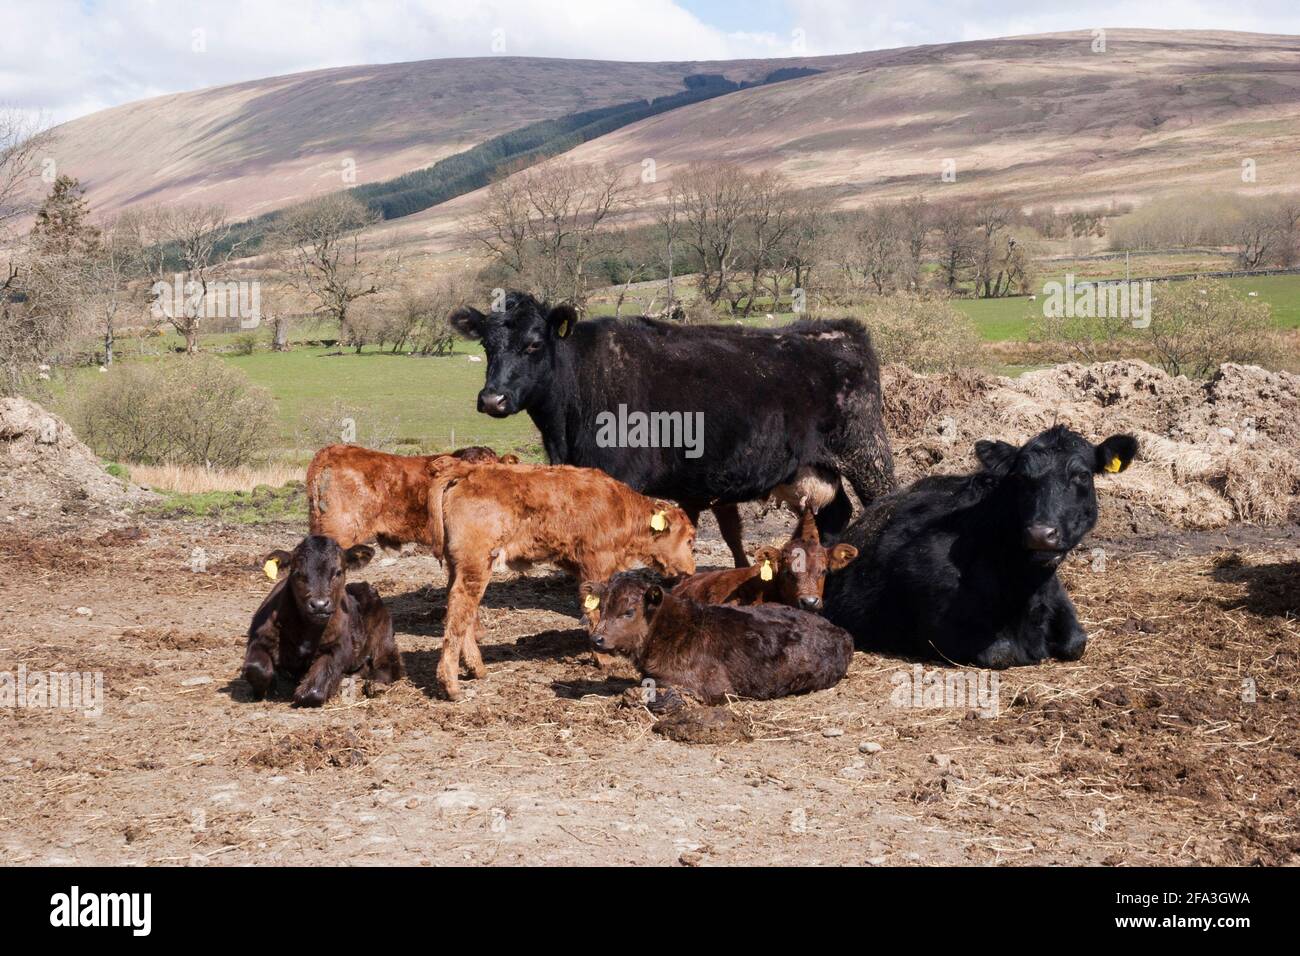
242;535;402;706
583;571;853;704
824;426;1138;668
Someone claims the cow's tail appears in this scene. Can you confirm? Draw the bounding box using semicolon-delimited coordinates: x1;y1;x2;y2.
833;327;897;510
425;457;471;562
305;448;334;536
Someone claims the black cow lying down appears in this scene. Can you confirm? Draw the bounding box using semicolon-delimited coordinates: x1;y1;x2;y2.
242;535;402;706
451;291;895;567
824;426;1138;668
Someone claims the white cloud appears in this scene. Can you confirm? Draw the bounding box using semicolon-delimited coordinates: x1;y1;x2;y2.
2;0;1296;124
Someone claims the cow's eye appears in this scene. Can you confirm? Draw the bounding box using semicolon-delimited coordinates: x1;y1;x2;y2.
622;608;636;619
524;341;543;354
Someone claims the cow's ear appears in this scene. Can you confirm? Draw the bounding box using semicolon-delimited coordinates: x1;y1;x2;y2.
579;580;603;612
547;304;578;339
262;549;294;579
753;546;782;579
975;439;1017;473
644;585;664;609
426;454;460;474
449;306;487;340
828;543;859;571
343;545;375;570
1094;434;1138;475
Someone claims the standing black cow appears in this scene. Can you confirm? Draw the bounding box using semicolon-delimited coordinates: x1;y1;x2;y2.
450;292;895;565
823;426;1138;668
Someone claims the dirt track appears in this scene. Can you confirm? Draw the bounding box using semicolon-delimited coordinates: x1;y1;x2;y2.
1;506;1296;867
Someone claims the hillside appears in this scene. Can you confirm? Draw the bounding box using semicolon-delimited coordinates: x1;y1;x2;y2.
43;29;1300;255
555;29;1300;208
43;52;878;221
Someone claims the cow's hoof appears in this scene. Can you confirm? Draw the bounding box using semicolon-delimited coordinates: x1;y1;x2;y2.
1054;631;1088;662
974;640;1019;669
241;665;272;701
292;688;327;708
647;686;687;715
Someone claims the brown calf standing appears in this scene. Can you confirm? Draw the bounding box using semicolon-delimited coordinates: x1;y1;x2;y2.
427;459;697;699
242;535;402;707
672;508;858;611
583;571;853;705
307;444;518;549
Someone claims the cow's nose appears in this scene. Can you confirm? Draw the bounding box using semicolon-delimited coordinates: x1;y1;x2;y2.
477;390;508;416
1024;525;1061;550
308;598;332;615
799;595;823;611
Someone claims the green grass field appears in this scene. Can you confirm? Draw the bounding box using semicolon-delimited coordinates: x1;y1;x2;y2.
49;272;1300;471
949;273;1300;341
223;345;542;459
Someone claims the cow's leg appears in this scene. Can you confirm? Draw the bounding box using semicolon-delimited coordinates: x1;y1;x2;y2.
711;504;749;568
459;609;487;680
1045;584;1088;661
293;641;350;707
241;623;280;701
363;603;403;688
440;563;489;700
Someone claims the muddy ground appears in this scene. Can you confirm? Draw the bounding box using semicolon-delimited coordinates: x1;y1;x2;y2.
0;506;1297;867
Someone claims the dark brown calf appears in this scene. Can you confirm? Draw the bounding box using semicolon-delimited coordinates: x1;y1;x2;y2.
306;444;517;549
242;535;402;707
671;508;858;611
583;571;853;705
427;460;697;699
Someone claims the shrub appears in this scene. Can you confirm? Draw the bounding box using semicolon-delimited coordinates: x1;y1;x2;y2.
1146;280;1280;378
853;295;984;372
75;356;277;468
232;332;260;355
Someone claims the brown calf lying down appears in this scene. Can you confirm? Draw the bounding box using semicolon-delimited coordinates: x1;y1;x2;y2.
583;571;853;705
242;535;402;707
672;508;857;611
307;444;518;549
427;459;697;699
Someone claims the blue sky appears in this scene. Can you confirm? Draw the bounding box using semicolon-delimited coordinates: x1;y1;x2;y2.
4;0;1299;124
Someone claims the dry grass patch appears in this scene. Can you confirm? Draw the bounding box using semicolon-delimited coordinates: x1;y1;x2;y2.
129;462;304;494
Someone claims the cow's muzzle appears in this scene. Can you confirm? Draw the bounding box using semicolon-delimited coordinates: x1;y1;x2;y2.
477;390;511;417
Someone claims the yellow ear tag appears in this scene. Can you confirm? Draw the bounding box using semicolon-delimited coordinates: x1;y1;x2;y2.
557;320;569;337
1104;456;1123;474
583;594;600;611
760;559;774;582
263;558;279;581
649;511;668;532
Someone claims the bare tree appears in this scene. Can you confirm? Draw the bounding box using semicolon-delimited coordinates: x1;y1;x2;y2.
654;185;685;311
274;193;395;347
1270;197;1300;268
676;162;755;305
0;110;51;248
135;203;242;352
464;160;631;306
466;171;532;278
735;170;797;315
932;203;973;291
78;214;144;365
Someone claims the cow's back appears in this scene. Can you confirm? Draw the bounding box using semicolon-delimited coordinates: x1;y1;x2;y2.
551;317;885;503
307;445;434;548
439;463;643;563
